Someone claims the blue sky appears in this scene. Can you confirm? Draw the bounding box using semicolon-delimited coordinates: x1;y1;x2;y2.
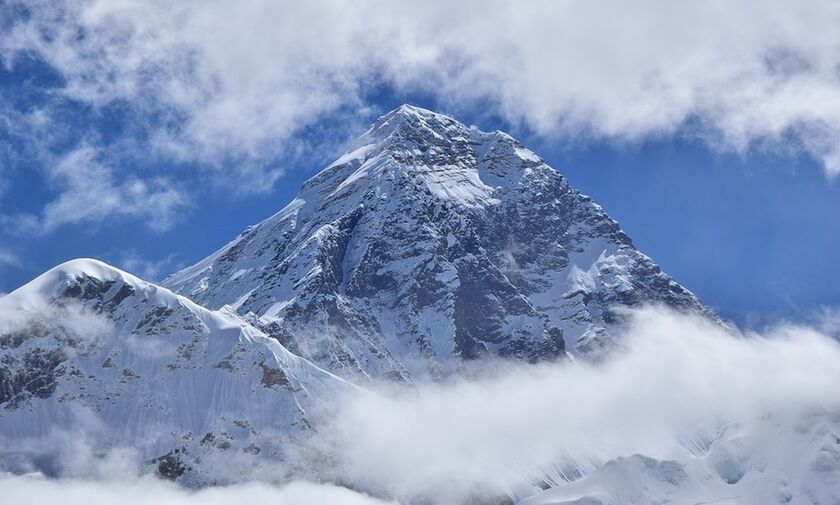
2;0;840;326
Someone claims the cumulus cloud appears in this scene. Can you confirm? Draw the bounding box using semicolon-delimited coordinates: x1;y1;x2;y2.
4;0;840;233
1;0;369;180
4;0;840;179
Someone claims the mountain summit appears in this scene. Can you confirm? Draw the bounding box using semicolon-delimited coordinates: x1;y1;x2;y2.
164;105;709;382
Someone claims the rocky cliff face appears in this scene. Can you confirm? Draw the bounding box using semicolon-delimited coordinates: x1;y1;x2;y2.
164;105;709;382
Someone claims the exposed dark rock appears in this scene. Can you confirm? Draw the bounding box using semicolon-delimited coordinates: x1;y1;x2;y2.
259;363;289;388
0;347;67;407
155;449;188;481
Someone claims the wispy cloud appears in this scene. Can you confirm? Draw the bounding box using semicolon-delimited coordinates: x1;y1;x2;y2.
106;250;182;282
14;145;189;234
0;249;19;268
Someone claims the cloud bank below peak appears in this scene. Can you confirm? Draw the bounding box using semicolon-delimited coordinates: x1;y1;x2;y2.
322;306;840;501
0;475;394;505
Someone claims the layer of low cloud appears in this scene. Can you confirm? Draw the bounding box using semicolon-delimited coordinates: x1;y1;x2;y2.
323;306;840;502
0;474;393;505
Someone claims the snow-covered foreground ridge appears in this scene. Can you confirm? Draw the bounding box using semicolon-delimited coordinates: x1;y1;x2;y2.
0;258;355;485
1;106;840;504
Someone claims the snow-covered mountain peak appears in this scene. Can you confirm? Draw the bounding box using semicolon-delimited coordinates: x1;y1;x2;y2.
1;258;207;329
298;105;547;217
359;103;539;171
8;258;140;297
164;106;710;381
363;103;461;142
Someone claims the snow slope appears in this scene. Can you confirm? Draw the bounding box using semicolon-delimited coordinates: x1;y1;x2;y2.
519;414;840;505
0;259;354;485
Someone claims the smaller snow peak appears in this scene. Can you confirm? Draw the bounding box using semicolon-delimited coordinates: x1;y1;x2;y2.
0;258;157;313
46;258;133;284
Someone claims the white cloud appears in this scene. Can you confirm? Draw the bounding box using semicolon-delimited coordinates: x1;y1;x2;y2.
812;305;840;340
322;306;840;502
4;0;840;178
0;286;112;342
0;474;393;505
19;145;188;233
